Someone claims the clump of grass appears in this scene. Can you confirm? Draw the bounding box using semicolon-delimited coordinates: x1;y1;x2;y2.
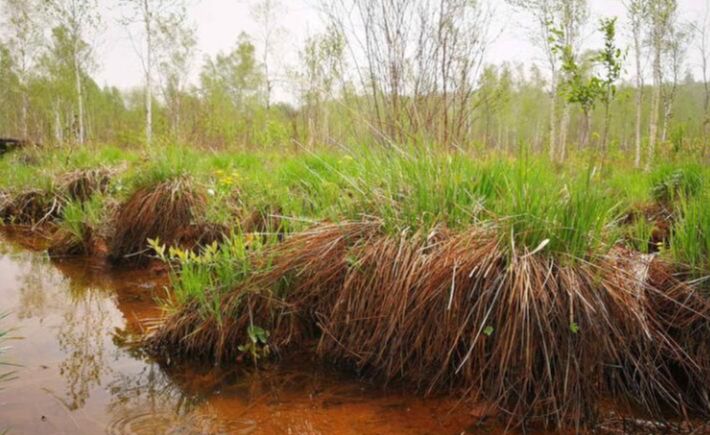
60;168;113;203
669;191;710;276
148;220;710;430
108;177;205;265
48;195;106;257
0;189;62;226
127;144;202;191
495;161;617;260
651;163;704;204
621;213;656;254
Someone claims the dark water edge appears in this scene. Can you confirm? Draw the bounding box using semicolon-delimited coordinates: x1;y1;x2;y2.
0;230;485;435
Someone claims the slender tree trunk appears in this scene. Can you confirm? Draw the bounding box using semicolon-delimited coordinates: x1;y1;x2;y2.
54;101;63;144
647;46;661;171
558;103;570;161
601;100;611;154
176;102;181;142
704;79;710;155
633;30;643;168
580;109;591;150
660;98;671;143
634;87;643;168
21;91;29;139
144;0;153;146
548;73;558;161
73;41;85;145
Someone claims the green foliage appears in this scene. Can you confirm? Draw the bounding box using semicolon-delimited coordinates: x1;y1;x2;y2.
551;26;603;114
669;190;710;275
126;143;200;190
59;195;103;240
238;325;270;366
3;142;710;308
624;214;655;254
497;159;616;259
595;18;624;107
150;233;264;318
650;164;703;203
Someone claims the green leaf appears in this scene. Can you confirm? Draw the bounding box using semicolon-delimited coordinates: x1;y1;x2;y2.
570;322;580;334
483;326;494;337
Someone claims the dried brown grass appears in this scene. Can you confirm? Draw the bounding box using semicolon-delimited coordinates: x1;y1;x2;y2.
108;177;205;265
0;189;62;226
147;221;710;430
60;168;112;202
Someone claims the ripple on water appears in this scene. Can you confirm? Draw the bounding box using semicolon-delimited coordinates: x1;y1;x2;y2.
107;410;261;435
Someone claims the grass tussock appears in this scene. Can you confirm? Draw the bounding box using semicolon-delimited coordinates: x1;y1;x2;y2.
108;177;205;264
60;168;113;203
47;195;107;257
0;189;62;226
147;220;710;429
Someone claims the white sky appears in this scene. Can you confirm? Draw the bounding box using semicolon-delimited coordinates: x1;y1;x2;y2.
95;0;708;101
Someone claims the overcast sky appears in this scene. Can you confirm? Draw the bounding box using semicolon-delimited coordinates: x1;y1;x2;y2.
95;0;708;102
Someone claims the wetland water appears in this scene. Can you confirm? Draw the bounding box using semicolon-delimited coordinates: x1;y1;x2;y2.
0;234;479;434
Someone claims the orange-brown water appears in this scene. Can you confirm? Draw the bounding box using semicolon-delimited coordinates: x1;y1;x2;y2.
0;234;485;434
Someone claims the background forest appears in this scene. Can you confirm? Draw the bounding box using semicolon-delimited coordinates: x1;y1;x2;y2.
0;0;708;168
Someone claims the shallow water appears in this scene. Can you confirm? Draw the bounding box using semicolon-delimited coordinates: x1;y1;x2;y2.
0;234;481;434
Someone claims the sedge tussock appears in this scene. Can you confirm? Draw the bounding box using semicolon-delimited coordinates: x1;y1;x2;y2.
60;168;113;203
148;220;710;429
0;189;62;226
108;177;205;265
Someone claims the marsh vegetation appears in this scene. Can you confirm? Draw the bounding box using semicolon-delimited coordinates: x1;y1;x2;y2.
2;0;710;432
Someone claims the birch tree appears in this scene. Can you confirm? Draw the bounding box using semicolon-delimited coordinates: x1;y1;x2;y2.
693;0;710;152
625;0;649;168
44;0;100;145
694;2;710;150
507;0;587;161
597;18;623;154
298;25;345;147
155;13;196;142
659;14;690;144
1;0;43;139
120;0;187;146
322;0;493;147
249;0;284;110
645;0;676;170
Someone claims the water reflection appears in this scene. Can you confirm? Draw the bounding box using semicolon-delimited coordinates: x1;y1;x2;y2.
56;293;112;410
0;232;476;434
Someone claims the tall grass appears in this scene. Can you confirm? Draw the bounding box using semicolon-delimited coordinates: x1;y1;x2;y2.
59;195;105;241
3;143;710;266
670;190;710;275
